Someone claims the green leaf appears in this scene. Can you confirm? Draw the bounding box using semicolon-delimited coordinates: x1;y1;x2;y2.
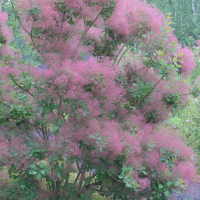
53;126;59;132
68;18;75;25
174;189;181;194
131;130;136;135
97;137;102;140
165;191;170;197
152;191;156;195
118;175;123;179
32;171;37;175
57;173;61;179
149;143;156;147
147;147;152;151
36;174;41;179
20;185;25;189
40;162;45;168
30;164;36;168
178;53;183;57
69;9;75;13
172;41;177;46
99;146;103;152
167;181;172;187
167;171;171;176
40;170;45;175
111;113;115;118
176;64;182;68
143;171;147;175
160;156;165;161
153;184;157;190
57;119;64;126
173;57;177;63
158;184;163;189
173;180;178;186
128;165;133;170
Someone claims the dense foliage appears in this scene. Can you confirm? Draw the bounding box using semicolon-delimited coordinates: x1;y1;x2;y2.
0;0;198;199
168;47;200;174
147;0;200;47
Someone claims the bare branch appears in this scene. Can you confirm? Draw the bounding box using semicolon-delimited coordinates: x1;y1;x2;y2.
31;25;43;55
117;36;140;65
13;82;35;98
114;44;126;64
74;160;85;184
76;160;81;171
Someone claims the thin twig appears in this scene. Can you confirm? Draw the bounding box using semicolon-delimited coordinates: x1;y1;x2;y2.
14;82;35;98
180;87;200;96
143;53;157;76
58;96;62;117
140;67;167;104
74;160;85;184
117;37;140;65
81;181;100;192
102;43;111;60
136;66;148;72
31;25;43;55
76;160;80;171
23;118;46;138
114;36;132;64
54;12;66;49
10;0;42;40
73;9;103;57
77;168;86;194
114;44;126;64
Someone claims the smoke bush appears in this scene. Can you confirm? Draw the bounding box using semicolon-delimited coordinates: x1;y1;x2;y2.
0;0;198;199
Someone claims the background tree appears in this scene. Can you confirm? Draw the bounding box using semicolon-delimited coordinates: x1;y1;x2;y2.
0;0;40;66
166;42;200;174
147;0;200;47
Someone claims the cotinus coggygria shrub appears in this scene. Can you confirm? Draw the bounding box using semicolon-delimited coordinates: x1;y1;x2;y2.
0;0;198;199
